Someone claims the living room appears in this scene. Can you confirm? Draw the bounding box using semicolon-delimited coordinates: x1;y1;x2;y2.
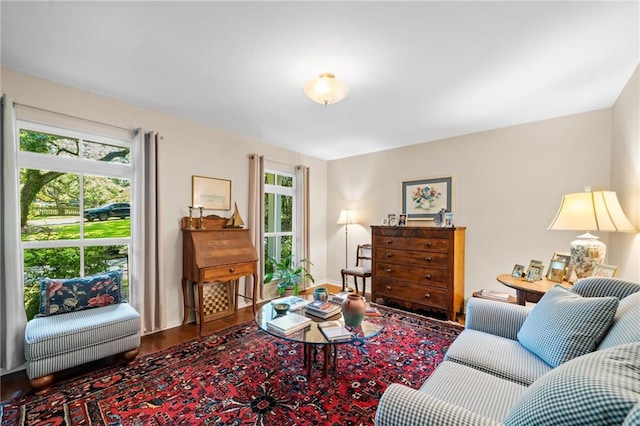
1;1;639;424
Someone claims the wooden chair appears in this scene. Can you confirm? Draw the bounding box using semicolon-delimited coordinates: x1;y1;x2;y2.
341;244;372;296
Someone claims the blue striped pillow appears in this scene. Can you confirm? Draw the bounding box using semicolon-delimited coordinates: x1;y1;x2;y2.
517;285;618;368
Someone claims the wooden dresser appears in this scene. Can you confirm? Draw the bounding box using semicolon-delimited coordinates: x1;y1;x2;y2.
371;226;465;321
181;216;258;329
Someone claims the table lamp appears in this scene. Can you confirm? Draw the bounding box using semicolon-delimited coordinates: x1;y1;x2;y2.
548;189;636;280
337;209;356;269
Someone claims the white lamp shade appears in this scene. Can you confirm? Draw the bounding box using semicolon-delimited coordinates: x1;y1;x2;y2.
304;73;349;106
337;209;356;225
548;191;636;232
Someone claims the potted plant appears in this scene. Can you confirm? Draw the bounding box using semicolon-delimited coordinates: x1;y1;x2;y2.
264;253;315;296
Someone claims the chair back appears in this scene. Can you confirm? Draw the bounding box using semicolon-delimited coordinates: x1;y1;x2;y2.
357;244;372;272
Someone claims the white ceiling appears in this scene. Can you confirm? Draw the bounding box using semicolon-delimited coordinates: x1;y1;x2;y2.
2;1;638;160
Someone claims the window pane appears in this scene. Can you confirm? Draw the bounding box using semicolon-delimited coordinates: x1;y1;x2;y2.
264;192;275;232
83;175;131;237
23;247;81;319
277;175;293;188
20;129;79;158
265;172;275;185
21;169;81;241
84;140;130;164
278;194;292;232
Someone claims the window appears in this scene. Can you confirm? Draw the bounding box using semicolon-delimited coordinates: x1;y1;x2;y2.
17;121;137;320
263;170;296;275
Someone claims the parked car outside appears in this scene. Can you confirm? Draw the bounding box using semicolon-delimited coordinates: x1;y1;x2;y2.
84;202;130;221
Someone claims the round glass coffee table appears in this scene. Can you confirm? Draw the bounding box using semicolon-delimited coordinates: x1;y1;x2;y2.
255;301;384;377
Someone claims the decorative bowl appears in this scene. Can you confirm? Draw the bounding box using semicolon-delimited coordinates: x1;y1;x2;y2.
273;303;290;315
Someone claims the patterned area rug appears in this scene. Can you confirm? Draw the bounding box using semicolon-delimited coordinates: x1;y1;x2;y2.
2;305;463;425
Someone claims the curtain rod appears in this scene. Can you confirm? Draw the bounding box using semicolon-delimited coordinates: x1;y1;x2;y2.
14;102;132;132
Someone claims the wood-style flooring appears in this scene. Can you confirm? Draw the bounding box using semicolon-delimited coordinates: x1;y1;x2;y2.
1;284;343;402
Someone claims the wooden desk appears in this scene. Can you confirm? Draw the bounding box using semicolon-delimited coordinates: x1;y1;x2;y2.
181;216;258;330
496;274;572;305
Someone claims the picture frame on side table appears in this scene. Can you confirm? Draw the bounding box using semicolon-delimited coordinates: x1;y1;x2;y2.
547;259;566;283
512;264;525;278
552;251;572;278
591;264;619;278
402;176;453;220
192;175;232;210
525;260;544;282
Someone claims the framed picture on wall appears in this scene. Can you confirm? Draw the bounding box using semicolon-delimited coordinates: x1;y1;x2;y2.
402;176;453;220
192;175;232;210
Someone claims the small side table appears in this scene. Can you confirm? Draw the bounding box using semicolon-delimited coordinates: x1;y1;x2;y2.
496;274;572;306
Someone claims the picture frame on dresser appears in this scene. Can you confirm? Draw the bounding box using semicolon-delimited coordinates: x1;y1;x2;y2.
402;176;453;220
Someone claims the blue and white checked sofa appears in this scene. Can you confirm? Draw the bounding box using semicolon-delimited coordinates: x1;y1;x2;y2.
376;277;640;425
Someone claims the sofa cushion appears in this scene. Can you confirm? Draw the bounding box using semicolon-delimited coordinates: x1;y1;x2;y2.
598;292;640;350
445;330;552;386
623;402;640;426
517;285;618;368
419;360;527;423
39;270;125;316
504;343;640;426
571;277;640;300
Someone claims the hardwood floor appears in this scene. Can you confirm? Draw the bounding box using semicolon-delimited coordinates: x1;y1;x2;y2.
1;284;343;402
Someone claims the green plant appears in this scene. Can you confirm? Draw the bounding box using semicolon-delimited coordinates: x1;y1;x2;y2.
264;253;314;296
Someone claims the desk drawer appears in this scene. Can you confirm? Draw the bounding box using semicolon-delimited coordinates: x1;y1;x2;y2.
375;248;449;268
201;262;256;282
376;279;449;310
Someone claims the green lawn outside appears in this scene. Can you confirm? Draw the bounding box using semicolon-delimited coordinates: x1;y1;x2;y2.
22;218;131;241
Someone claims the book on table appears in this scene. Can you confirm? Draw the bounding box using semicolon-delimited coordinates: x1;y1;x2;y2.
270;296;312;311
305;301;342;319
266;312;312;335
318;320;353;341
477;288;512;301
329;291;349;304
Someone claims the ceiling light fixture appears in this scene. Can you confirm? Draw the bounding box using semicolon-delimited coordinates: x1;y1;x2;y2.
304;72;349;106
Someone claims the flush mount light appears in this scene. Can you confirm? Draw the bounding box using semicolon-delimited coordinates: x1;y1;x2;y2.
304;72;349;106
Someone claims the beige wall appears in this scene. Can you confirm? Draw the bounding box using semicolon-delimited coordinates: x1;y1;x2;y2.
327;110;615;302
1;68;329;329
610;65;640;282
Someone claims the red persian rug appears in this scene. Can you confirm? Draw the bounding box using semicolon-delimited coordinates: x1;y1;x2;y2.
1;305;463;426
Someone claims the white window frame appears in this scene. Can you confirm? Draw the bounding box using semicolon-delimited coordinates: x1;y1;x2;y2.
16;120;139;301
263;168;298;269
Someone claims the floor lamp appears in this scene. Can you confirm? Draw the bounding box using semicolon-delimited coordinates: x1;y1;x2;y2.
337;210;355;269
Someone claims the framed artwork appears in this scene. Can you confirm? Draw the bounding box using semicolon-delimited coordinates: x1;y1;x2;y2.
526;259;544;282
547;259;566;283
512;264;525;278
192;175;232;210
402;176;453;220
398;213;407;226
591;264;619;278
388;213;397;227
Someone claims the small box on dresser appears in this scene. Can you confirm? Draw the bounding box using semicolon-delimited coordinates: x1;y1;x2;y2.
371;226;465;321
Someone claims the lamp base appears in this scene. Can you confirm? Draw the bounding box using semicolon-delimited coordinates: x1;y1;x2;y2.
569;232;605;281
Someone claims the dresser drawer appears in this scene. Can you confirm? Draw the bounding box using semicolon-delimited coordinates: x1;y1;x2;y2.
376;279;449;310
376;248;449;268
375;262;449;288
201;262;256;282
373;235;449;253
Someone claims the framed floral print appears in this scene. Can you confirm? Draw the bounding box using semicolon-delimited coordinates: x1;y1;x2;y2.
402;176;453;220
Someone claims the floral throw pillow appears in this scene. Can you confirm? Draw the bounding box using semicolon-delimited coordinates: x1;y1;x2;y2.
39;270;124;316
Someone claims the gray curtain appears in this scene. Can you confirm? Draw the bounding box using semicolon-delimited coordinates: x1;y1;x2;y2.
248;154;264;299
1;96;27;371
295;165;311;290
140;130;166;333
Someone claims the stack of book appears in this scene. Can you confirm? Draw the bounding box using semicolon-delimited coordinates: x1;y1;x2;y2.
270;296;311;311
329;291;349;304
318;320;353;342
364;305;381;317
266;312;312;335
305;300;342;319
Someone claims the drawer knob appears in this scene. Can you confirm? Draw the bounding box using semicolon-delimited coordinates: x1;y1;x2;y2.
386;286;392;290
386;253;393;258
386;268;392;273
386;239;393;244
424;274;432;279
424;256;432;262
424;293;431;298
424;241;432;247
229;268;235;273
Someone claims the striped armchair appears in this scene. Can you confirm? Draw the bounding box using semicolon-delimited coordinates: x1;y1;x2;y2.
376;277;640;426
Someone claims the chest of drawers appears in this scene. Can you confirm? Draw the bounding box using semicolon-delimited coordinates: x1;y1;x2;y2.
371;226;465;321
